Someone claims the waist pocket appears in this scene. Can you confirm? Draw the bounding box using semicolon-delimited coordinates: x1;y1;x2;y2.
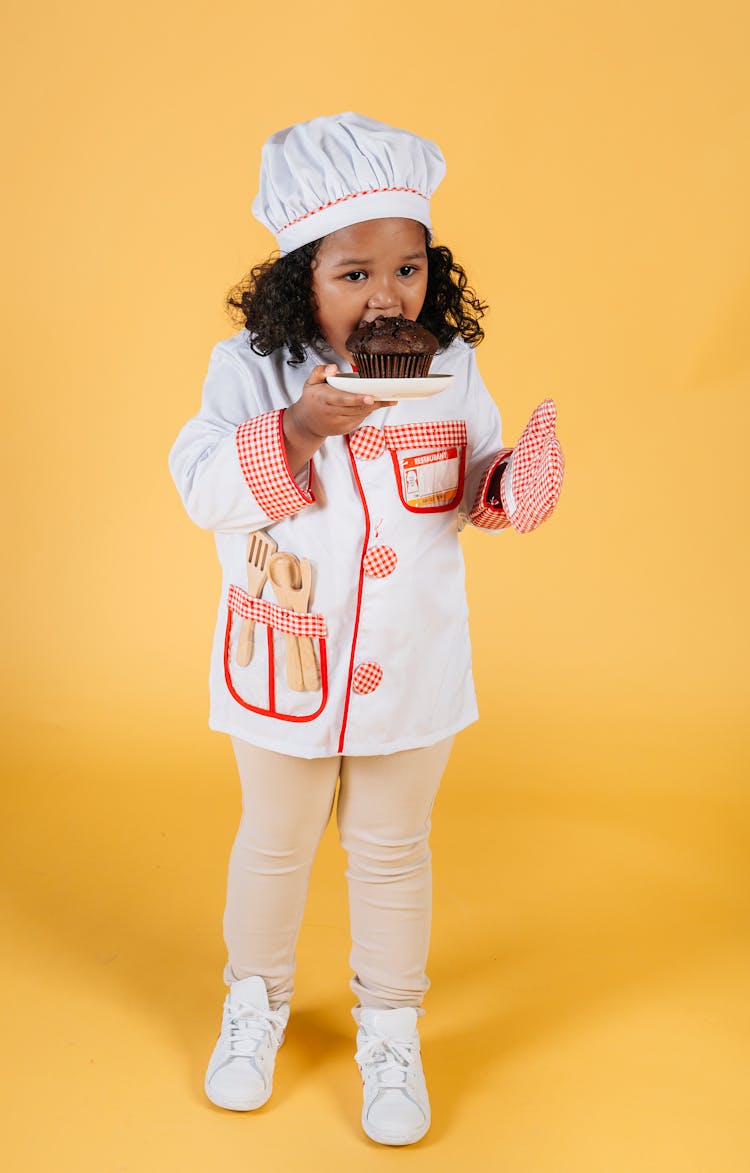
224;585;329;722
383;420;467;513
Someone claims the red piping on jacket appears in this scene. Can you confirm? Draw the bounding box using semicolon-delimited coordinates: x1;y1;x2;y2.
266;626;275;712
337;437;371;754
223;607;329;723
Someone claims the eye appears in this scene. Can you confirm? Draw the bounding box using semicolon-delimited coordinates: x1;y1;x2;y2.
343;270;367;282
398;265;418;277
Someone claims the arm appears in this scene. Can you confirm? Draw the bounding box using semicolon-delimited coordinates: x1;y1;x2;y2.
168;344;315;534
169;347;398;533
487;460;509;503
458;348;513;531
498;399;564;532
282;363;396;474
461;351;564;533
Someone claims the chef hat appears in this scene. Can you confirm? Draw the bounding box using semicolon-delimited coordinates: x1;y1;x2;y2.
252;112;446;254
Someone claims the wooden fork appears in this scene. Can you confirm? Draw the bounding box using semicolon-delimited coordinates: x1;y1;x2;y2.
235;530;278;667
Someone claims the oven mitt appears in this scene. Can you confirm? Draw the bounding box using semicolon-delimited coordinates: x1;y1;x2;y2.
500;399;564;533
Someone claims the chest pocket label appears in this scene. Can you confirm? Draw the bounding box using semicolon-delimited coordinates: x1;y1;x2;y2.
401;447;460;508
384;420;467;514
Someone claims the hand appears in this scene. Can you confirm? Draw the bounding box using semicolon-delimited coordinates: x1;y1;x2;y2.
282;364;396;475
288;364;397;441
501;399;564;533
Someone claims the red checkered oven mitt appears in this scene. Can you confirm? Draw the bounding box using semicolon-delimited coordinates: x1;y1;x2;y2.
500;399;564;533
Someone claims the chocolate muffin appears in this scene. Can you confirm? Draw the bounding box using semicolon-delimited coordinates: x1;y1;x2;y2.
346;315;438;378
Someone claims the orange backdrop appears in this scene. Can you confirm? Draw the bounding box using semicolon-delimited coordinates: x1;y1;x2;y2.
3;1;749;1169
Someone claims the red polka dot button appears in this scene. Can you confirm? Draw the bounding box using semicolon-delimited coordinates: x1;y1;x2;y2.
349;427;386;460
352;662;383;694
363;545;398;579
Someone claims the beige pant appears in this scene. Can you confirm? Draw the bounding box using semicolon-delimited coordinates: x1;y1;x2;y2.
223;735;454;1011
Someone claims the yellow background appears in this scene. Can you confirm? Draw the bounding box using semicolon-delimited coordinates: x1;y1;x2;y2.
3;0;749;1168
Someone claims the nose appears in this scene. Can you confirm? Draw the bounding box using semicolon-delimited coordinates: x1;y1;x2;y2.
367;276;400;314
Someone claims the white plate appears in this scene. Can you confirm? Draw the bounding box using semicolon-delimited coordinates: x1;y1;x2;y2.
326;373;454;400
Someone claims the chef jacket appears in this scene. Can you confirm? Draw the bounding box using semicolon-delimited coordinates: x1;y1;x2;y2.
169;330;512;758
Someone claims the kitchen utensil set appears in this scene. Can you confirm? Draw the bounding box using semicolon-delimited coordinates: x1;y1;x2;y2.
235;531;320;692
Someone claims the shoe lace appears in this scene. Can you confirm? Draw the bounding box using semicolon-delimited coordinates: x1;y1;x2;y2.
355;1033;418;1089
228;1002;287;1058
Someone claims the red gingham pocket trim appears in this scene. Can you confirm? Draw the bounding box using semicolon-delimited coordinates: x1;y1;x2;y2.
383;420;467;451
363;545;398;578
227;585;328;638
352;662;383;694
236;410;315;521
468;448;514;531
349;426;386;461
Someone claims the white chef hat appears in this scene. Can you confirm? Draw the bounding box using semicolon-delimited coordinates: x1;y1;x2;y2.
252;112;446;255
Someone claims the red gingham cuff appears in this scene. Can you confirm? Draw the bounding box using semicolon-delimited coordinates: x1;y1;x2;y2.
235;410;315;521
468;448;514;530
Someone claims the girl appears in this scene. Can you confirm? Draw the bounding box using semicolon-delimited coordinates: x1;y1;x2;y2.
169;112;563;1146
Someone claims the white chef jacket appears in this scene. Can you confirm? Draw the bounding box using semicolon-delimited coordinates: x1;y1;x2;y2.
169;330;512;758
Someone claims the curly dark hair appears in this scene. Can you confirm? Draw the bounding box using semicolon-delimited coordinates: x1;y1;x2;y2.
225;227;488;365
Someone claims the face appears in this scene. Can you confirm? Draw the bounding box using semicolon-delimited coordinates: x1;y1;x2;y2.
310;218;429;362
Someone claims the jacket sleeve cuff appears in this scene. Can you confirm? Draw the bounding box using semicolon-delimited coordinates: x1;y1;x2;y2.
468;448;514;530
235;410;315;521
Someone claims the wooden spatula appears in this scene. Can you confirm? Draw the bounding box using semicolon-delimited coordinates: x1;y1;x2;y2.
286;558;320;692
235;530;278;667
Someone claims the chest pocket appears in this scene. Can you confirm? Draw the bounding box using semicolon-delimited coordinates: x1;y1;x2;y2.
383;420;467;514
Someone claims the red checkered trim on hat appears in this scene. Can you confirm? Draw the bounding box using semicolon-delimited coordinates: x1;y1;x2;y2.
277;186;429;235
501;399;565;533
383;421;467;451
468;448;514;531
352;662;383;694
363;544;398;578
236;410;315;521
349;426;386;460
228;585;328;638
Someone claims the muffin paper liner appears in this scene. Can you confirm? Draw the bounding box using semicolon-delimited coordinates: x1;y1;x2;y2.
350;353;434;379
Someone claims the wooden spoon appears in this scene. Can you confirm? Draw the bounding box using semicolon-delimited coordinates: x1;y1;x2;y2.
267;553;304;691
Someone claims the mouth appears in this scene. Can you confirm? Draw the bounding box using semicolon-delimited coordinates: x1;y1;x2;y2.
358;311;408;327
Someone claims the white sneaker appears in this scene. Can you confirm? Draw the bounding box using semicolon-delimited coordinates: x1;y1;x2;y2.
204;975;289;1111
354;1007;431;1146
